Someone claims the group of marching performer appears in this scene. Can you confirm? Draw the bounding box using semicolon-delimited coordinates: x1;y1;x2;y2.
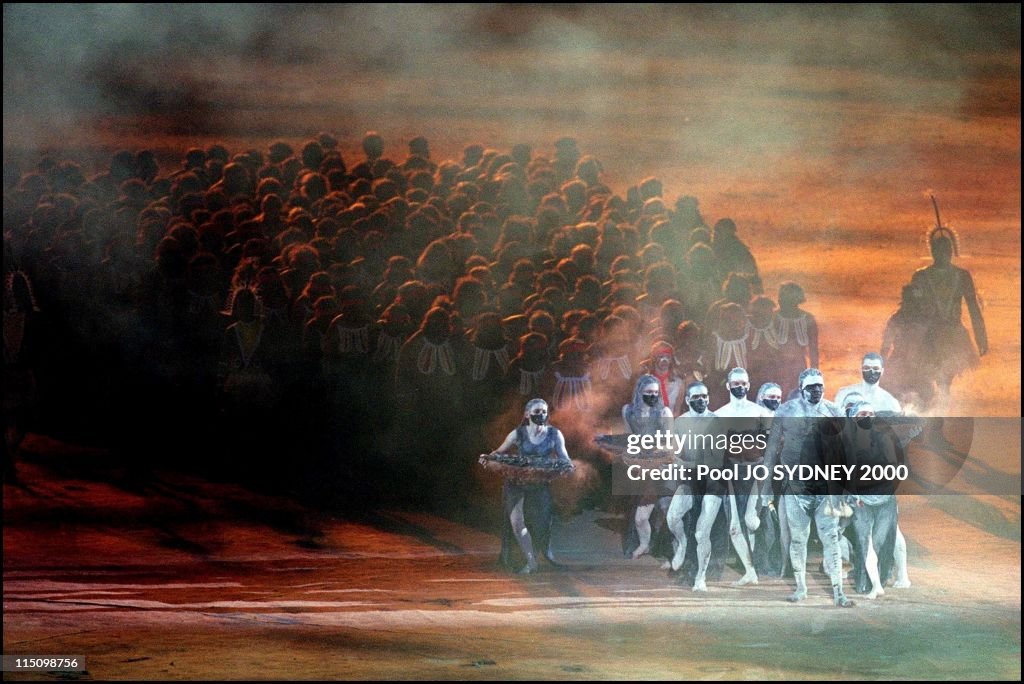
483;351;917;606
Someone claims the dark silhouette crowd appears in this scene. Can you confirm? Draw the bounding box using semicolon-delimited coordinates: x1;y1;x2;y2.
2;132;986;506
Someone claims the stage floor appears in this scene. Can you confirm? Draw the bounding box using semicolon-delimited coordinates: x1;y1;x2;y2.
4;441;1019;681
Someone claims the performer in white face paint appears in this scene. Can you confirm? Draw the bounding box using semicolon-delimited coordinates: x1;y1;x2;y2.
670;378;760;591
621;375;675;561
711;368;770;587
756;382;783;415
835;366;912;589
834;353;902;414
679;382;714;418
715;368;773;419
760;368;854;607
841;401;903;599
665;383;714;573
642;340;686;416
751;381;785;575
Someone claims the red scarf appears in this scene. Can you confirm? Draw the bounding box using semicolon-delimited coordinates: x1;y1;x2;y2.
653;369;671;406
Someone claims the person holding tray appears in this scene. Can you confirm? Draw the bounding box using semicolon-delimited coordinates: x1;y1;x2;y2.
479;398;574;574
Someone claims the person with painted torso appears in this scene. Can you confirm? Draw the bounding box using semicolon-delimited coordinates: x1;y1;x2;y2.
621;374;675;561
760;368;854;607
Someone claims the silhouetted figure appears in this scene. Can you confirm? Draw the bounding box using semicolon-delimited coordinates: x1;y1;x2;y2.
881;285;933;406
772;282;819;399
908;225;988;404
711;218;762;294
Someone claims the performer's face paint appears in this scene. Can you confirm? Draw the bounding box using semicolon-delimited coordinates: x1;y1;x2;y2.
802;383;824;404
655;354;672;373
529;407;548;425
855;408;875;429
728;376;750;400
642;383;660;407
861;361;883;385
687;387;709;414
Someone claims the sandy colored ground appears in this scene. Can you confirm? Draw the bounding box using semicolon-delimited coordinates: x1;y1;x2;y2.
2;442;1021;681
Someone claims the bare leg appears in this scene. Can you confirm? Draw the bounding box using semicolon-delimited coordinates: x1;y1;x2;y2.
744;492;761;534
510;497;537;574
693;495;722;591
728;495;758;586
815;501;854;607
865;531;884;599
785;496;811;602
632;503;656;559
893;525;912;588
779;495;791;576
666;486;694;571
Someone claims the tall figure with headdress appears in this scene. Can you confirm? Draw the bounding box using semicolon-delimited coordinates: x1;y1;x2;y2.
909;202;988;404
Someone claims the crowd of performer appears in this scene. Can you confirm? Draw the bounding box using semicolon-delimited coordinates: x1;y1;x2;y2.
3;133;987;602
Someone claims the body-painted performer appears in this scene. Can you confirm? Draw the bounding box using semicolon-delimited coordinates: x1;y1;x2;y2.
772;282;819;399
750;381;785;575
688;368;770;589
880;285;933;406
665;382;716;574
756;382;783;415
834;352;902;414
703;302;750;409
550;337;593;413
836;363;912;590
908;221;988;404
480;399;573;574
760;368;854;606
707;368;769;587
621;374;675;560
745;296;780;396
841;400;904;599
639;340;686;416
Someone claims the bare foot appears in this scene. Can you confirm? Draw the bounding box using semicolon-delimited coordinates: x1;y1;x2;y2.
732;572;759;587
692;579;708;592
834;594;856;608
892;578;912;588
787;589;807;602
631;545;650;560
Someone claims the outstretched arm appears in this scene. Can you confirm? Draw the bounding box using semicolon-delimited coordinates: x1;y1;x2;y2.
480;429;520;468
